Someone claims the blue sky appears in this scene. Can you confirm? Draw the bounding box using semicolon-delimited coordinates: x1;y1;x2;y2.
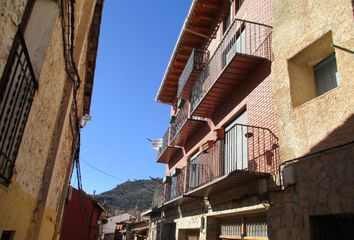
74;1;192;194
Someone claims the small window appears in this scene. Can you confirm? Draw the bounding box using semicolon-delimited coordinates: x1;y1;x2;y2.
287;32;338;107
1;231;15;240
314;53;340;96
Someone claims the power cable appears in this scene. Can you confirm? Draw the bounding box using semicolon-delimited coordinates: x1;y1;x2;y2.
82;159;124;182
81;159;157;193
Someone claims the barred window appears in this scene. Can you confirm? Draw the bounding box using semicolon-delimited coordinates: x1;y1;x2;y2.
0;30;37;184
220;214;269;239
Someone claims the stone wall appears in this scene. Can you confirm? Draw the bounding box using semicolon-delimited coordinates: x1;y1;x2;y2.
268;142;354;240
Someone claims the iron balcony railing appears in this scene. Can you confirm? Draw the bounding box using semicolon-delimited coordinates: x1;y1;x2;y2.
177;49;209;98
151;167;186;207
151;183;171;208
170;102;190;142
157;128;170;159
168;166;186;201
187;140;223;192
0;29;37;184
190;18;272;111
187;124;279;191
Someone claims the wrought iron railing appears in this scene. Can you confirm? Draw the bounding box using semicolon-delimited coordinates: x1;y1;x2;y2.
190;19;272;111
186;124;278;191
0;29;37;184
151;184;165;208
177;49;209;98
152;124;278;205
187;140;223;192
157;128;170;158
151;167;187;206
168;167;186;201
170;101;190;142
224;123;279;174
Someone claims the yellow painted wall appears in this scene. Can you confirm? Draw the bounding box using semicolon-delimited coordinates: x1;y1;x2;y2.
0;0;99;239
271;0;354;161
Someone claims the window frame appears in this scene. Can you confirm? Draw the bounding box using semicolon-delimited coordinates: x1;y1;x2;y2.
313;53;340;96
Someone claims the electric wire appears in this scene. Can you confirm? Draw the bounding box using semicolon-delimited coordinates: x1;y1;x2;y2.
82;159;125;181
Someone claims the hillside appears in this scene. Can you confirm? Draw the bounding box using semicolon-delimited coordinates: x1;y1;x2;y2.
96;178;162;212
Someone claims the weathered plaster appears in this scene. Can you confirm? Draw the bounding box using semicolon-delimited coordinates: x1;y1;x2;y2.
0;1;100;239
272;0;354;161
0;0;27;75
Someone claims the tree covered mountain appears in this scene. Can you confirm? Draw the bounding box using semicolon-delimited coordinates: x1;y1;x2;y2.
96;178;162;212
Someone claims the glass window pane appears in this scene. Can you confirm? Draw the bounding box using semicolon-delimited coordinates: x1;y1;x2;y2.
314;54;339;96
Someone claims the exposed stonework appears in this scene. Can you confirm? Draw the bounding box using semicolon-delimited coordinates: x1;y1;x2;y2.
268;143;354;240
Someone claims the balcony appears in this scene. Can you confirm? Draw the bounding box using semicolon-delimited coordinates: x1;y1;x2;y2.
151;183;170;208
156;128;181;164
151;124;279;207
170;101;205;146
177;49;209;100
186;124;279;198
190;19;273;118
151;167;187;209
166;167;186;202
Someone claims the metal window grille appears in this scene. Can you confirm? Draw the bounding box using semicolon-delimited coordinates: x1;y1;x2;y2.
221;215;268;238
0;29;37;184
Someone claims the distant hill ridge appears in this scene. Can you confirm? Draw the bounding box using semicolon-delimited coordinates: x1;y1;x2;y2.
96;178;162;212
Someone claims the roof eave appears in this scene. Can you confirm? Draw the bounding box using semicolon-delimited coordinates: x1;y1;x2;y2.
155;0;199;104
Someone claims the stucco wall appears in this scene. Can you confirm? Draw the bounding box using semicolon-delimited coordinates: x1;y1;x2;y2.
0;0;99;239
0;0;28;75
271;0;354;161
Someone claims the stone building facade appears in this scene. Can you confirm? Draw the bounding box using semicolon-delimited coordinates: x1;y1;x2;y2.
146;0;354;240
0;0;103;239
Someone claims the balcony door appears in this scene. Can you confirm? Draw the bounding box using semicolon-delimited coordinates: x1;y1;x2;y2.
224;110;248;174
225;26;246;66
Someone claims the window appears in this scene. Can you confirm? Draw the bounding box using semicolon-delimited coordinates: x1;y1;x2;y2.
0;30;37;185
314;53;339;96
1;231;15;240
220;214;269;239
288;32;339;107
224;24;246;67
0;0;57;185
224;110;248;174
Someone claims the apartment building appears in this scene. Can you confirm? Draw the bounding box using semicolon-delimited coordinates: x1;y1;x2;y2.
268;1;354;239
147;0;278;239
147;0;354;240
0;0;103;239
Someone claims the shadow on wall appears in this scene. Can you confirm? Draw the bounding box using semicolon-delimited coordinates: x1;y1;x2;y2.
309;113;354;154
